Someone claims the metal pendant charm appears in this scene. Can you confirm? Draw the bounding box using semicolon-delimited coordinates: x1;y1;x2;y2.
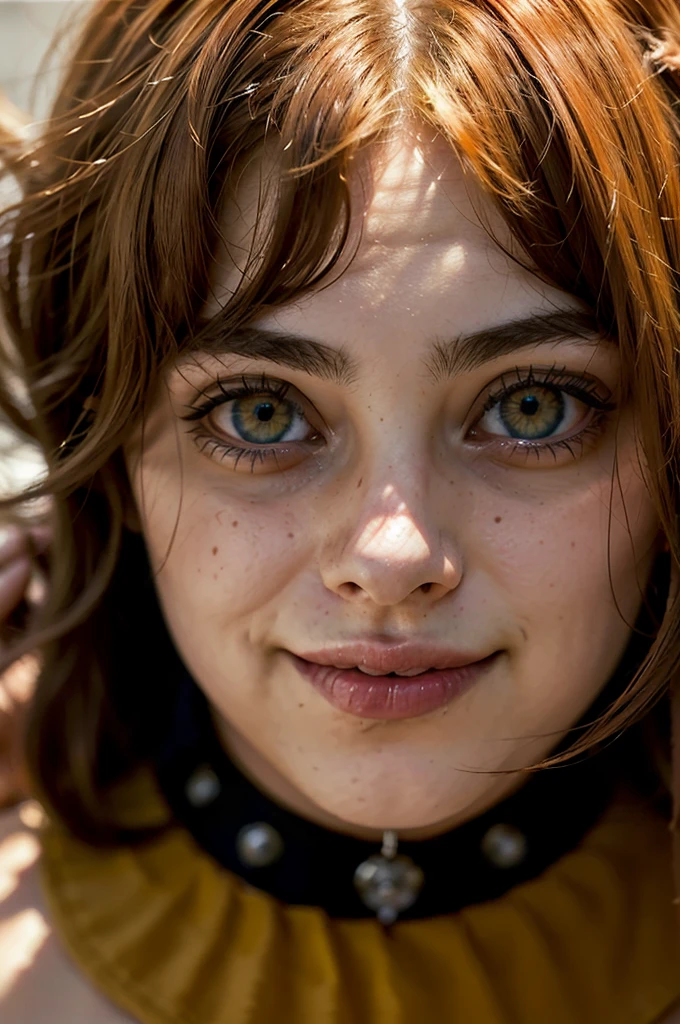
353;830;424;925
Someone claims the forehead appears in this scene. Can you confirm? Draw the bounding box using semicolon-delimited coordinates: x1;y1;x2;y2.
338;130;535;310
211;131;506;284
352;129;512;254
207;127;583;345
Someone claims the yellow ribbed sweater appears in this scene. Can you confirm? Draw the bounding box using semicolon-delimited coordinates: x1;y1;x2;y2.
39;775;680;1024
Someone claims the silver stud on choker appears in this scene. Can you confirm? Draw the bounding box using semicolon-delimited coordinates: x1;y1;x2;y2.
353;829;425;925
236;822;285;868
480;822;528;869
184;765;222;808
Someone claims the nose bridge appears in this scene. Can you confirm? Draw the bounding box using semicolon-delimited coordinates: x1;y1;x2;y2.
353;484;432;566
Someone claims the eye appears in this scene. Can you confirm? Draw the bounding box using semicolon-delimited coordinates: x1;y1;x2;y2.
180;375;324;473
477;383;582;441
465;367;616;460
213;391;312;445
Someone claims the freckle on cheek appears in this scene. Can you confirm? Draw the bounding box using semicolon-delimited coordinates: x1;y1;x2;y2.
232;520;239;528
212;547;218;556
288;532;294;539
494;516;502;524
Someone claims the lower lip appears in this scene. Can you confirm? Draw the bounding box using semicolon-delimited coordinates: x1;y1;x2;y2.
290;654;497;720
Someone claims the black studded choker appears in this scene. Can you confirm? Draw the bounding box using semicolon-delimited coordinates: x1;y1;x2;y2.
153;672;616;923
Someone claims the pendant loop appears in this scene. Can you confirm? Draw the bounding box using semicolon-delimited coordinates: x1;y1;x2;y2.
381;829;399;859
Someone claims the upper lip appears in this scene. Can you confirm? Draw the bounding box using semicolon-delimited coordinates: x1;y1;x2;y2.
293;642;490;675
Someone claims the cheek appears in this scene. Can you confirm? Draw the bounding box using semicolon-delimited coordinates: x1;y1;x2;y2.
131;450;312;630
476;449;656;599
475;463;658;695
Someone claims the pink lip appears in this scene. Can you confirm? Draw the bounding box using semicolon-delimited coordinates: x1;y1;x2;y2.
290;644;498;720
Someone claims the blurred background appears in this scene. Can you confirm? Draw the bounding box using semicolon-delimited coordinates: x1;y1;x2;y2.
1;2;85;119
0;3;88;496
0;4;89;804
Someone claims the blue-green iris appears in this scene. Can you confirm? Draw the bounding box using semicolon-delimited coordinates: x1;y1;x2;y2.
232;396;296;443
499;386;564;439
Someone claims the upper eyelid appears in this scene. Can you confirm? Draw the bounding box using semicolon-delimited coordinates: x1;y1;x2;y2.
478;367;615;407
488;365;609;389
179;377;305;419
177;366;615;421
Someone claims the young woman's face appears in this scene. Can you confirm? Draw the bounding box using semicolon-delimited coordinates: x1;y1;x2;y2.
127;132;659;838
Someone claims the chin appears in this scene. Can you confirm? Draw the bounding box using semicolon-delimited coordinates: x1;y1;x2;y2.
305;774;482;835
297;752;523;836
335;803;454;833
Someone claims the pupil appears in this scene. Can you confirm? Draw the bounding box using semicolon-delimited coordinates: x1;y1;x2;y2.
255;402;275;422
519;395;540;416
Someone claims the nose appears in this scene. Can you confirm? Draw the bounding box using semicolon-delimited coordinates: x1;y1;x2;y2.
320;480;463;608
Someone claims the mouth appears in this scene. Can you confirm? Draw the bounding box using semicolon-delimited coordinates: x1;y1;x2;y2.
290;644;499;720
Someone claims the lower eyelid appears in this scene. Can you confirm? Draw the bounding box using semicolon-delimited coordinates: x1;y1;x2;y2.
466;407;611;459
187;424;322;473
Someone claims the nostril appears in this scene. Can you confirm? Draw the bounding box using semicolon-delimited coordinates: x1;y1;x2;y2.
338;581;363;598
335;580;441;601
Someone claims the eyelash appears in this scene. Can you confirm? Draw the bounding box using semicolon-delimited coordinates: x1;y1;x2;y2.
180;366;616;472
182;374;293;420
482;365;612;412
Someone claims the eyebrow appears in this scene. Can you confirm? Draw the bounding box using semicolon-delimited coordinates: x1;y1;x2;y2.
187;309;608;385
426;309;608;380
188;323;357;385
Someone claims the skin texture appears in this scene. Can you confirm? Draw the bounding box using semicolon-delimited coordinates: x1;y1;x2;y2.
126;130;660;841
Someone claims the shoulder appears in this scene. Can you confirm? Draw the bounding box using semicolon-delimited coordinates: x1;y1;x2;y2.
0;802;136;1023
